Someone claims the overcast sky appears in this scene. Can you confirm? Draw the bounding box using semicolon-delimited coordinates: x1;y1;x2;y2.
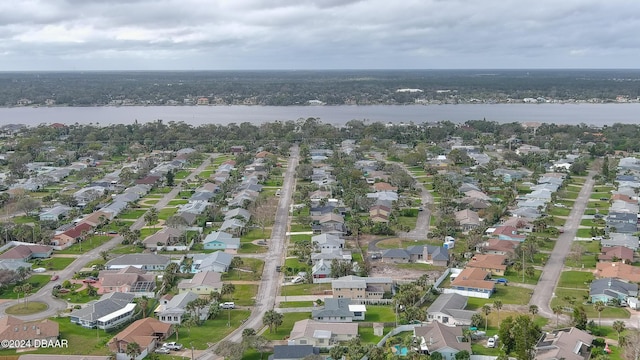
1;0;639;71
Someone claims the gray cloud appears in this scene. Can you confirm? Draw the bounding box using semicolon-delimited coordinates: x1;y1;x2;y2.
0;0;638;70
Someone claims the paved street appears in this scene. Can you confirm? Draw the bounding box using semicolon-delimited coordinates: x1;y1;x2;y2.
0;155;213;320
197;145;299;360
529;172;595;319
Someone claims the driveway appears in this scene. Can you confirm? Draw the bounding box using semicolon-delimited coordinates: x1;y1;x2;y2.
528;171;595;319
196;145;300;360
0;155;214;320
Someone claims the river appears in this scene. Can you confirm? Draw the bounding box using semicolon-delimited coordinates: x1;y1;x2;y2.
1;103;639;127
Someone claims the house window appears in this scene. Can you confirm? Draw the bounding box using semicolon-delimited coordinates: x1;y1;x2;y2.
300;340;307;345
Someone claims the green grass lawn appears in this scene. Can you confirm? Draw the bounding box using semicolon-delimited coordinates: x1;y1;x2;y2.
225;284;258;306
238;243;268;254
397;263;446;272
57;235;113;254
5;301;48;315
117;209;147;220
222;258;264;281
158;207;178;220
396;216;418;229
501;269;542;285
580;219;605;227
168;199;189;205
242;229;272;242
110;245;141;254
289;224;312;232
62;288;101;304
165;310;251;349
284;283;331;296
365;305;396;322
561;191;580;200
576;228;594;238
557;271;594;289
141;199;159;205
198;170;213;178
590;193;611;200
466;286;533;310
262;312;311;341
33;257;75;271
359;326;393;344
11;216;38;224
174;170;190;179
289;234;312;243
548;207;571;217
279;301;316;308
0;275;51;299
284;258;310;275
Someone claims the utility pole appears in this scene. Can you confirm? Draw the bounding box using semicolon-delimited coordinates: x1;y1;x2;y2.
522;246;525;283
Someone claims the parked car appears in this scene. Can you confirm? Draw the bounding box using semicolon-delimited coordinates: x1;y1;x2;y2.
83;278;98;283
50;275;59;281
163;342;183;350
291;276;304;284
155;347;171;354
220;302;235;309
33;268;46;273
487;337;496;348
494;278;508;284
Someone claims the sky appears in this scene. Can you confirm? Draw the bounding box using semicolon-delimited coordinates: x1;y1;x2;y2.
1;0;639;71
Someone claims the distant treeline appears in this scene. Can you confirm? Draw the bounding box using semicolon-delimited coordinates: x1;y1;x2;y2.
1;69;640;107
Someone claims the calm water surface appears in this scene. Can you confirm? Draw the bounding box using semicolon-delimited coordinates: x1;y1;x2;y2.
0;104;639;127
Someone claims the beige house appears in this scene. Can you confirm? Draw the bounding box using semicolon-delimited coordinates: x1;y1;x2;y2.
108;318;172;360
289;319;358;347
331;275;392;300
0;317;59;348
98;266;156;295
178;271;223;295
466;254;508;276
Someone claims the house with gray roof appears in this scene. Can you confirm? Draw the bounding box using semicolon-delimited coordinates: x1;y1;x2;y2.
535;327;594;360
194;251;233;273
381;249;411;263
178;201;209;215
219;218;246;235
189;191;214;202
414;322;471;358
312;298;366;322
69;292;136;330
268;345;319;360
382;245;449;267
155;291;205;324
606;211;638;234
203;231;240;251
224;208;251;222
589;278;638;304
311;249;352;264
602;233;639;251
0;259;32;272
289;319;358;347
427;293;476;326
39;205;72;221
312;234;344;252
142;227;184;250
106;254;171;271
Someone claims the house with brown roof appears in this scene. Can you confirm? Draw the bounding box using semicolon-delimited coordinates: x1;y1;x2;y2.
466;254;508;276
535;327;594;360
51;222;93;250
595;262;640;283
0;316;59;348
98;266;156;295
178;271;223;295
413;322;471;358
0;244;53;262
447;268;495;299
107;318;172;360
289;319;358;347
478;238;519;257
142;227;184;250
135;175;161;185
372;182;398;192
255;151;272;158
79;210;113;227
369;204;391;223
454;209;481;231
598;246;634;264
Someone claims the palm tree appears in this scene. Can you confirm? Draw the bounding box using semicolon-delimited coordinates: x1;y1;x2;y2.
125;342;141;360
13;284;23;304
263;309;283;333
594;301;605;327
529;305;539;318
221;283;235;299
144;208;159;230
493;300;503;323
21;283;32;308
138;296;149;318
613;320;626;343
552;305;563;328
481;305;491;332
99;251;109;261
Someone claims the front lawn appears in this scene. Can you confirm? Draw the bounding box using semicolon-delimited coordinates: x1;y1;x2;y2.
466;286;533;310
117;209;147;220
168;199;189;206
225;284;258;306
501;269;542;285
33;257;75;271
63;288;101;304
238;243;268;254
222;258;264;281
365;305;396;322
284;283;331;296
262;312;311;341
0;275;51;299
158;208;178;220
57;235;113;254
557;271;594;289
279;301;316;308
164;310;251;349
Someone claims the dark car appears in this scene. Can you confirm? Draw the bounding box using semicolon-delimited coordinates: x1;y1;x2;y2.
495;278;509;284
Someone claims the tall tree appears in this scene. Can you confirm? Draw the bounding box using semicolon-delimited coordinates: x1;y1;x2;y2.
594;301;605;327
482;304;492;332
263;309;283;333
125;342;141;360
552;305;563;328
493;300;503;323
612;320;625;343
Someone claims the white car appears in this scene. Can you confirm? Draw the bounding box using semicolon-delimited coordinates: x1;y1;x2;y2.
487;337;496;348
291;276;304;284
33;268;46;273
220;302;235;309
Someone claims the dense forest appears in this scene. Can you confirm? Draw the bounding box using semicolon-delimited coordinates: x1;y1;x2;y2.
2;69;640;106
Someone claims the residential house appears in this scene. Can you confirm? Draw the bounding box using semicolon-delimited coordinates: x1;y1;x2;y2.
589;278;638;304
219;218;246;236
203;231;241;251
366;191;398;202
311;249;352;265
0;317;59;349
0;259;32;272
446;268;495;299
69;292;136;329
311;259;332;279
535;327;594;360
426;293;475;326
268;345;319;360
312;234;344;252
381;249;410;263
601;233;639;251
0;244;53;262
79;210;113;227
288;319;358;347
410;245;450;267
178;271;223;295
312;298;366;322
98;266;156;295
155;291;205;324
107;318;173;360
595;262;640;283
331;275;393;300
487;226;526;242
466;254;508;276
106;254;171;271
51;222;93;250
598;246;634;264
19;356;110;360
224;208;251;222
413;322;472;359
606;211;638;234
193;251;233;273
478;239;519;257
372;182;398;192
39;205;72;221
142;227;184;250
454;209;481;231
369;204;391;223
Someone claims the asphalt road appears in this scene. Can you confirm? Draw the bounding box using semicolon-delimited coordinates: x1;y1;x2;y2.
528;171;595;319
197;145;299;360
0;156;213;320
